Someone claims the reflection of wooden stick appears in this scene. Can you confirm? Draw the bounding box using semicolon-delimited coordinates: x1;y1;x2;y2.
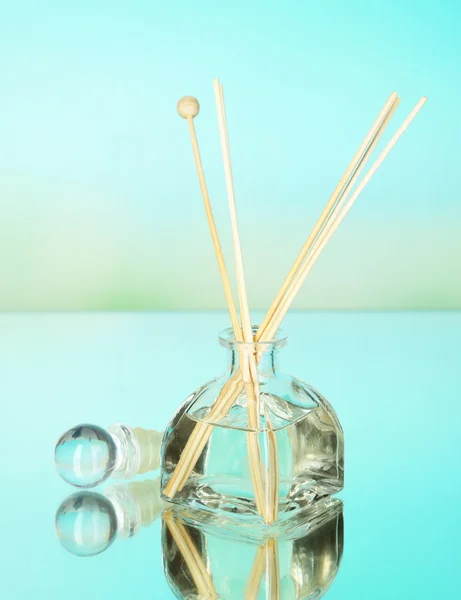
214;78;271;521
176;96;241;335
245;545;266;600
266;538;280;600
164;511;218;599
245;539;280;600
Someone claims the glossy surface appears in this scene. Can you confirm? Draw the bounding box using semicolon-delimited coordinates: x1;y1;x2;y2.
1;312;460;598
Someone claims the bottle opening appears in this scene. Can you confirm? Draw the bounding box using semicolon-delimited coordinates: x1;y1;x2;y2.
218;326;287;352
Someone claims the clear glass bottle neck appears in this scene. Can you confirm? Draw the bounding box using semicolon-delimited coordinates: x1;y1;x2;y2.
226;347;281;378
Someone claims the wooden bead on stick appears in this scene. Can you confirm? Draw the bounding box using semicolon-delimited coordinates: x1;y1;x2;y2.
177;96;200;119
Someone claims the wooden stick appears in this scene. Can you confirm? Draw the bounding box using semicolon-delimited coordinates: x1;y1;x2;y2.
259;95;399;522
176;96;241;337
167;88;274;518
256;95;401;343
166;375;245;497
164;511;218;598
266;413;279;522
261;96;427;342
214;78;270;521
256;91;399;340
212;81;254;370
164;98;244;499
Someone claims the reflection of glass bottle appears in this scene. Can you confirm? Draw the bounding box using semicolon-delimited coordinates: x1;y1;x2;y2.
55;478;162;557
55;423;162;487
163;499;344;600
162;328;344;528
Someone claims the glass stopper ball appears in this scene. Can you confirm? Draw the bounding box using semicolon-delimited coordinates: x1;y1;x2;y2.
55;492;117;557
55;424;117;488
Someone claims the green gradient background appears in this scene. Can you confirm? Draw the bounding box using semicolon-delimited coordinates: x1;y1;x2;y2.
0;0;459;310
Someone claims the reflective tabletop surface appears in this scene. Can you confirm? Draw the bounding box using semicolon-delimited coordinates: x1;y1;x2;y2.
1;311;460;599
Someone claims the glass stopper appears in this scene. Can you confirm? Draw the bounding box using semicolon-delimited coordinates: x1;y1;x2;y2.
55;424;117;488
55;492;117;557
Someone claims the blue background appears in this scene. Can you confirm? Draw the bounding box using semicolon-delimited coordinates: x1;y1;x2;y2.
1;2;459;596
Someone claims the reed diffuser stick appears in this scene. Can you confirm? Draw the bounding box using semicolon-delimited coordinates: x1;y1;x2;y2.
164;98;246;499
164;373;244;497
164;96;243;498
260;96;428;343
256;95;401;342
266;413;279;522
176;96;241;335
214;78;274;521
167;90;274;517
257;91;399;339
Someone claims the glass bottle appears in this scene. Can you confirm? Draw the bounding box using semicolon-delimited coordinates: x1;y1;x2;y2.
161;328;344;529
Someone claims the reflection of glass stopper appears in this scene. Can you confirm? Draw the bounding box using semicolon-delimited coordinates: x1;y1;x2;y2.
55;478;162;557
55;492;117;557
55;423;163;488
